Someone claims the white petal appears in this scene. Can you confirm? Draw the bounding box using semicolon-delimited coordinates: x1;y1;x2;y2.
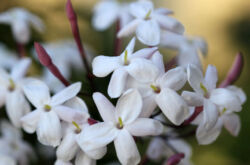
22;78;50;108
51;82;81;106
168;139;192;159
126;118;163;136
20;109;42;133
55;160;72;165
226;85;246;104
158;67;187;91
64;97;89;114
196;118;223;145
181;91;203;107
10;58;31;81
75;151;96;165
116;89;142;124
85;147;107;160
187;64;204;94
28;13;45;32
210;88;242;112
92;1;119;30
127;58;160;83
114;129;140;165
92;56;121;77
140;96;157;118
117;19;141;38
56;132;78;161
204;65;218;91
155;88;189;125
178;47;202;70
133;47;158;59
154;8;173;15
202;99;219;130
93;92;115;122
76;122;118;151
0;68;11;87
108;68;128;98
37;111;62;147
12;20;30;43
6;90;30;127
136;20;160;46
54;106;89;123
123;37;136;56
150;51;165;74
153;14;184;34
146;138;167;160
0;154;16;165
222;114;241;136
129;0;153;18
160;31;186;50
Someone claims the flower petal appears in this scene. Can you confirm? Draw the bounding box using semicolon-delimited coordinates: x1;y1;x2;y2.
204;65;218;91
20;109;42;133
226;85;246;104
136;20;160;46
85;147;107;160
0;68;11;87
56;132;78;161
92;56;121;77
140;96;157;118
10;58;31;81
222;114;241;136
210;88;242;112
64;97;89;114
116;89;142;124
75;151;96;165
37;111;62;147
93;92;115;122
127;58;160;83
202;99;219;130
114;129;140;165
155;88;189;125
22;78;50;108
133;47;158;59
117;19;141;38
129;0;153;19
6;90;30;127
123;37;136;56
51;82;81;106
150;51;165;74
187;64;204;94
158;67;187;91
55;160;72;165
126;118;163;136
108;68;128;98
181;91;203;107
196;118;223;145
76;122;118;151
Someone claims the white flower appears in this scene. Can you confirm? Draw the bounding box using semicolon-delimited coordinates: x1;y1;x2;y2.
0;154;16;165
20;79;83;147
126;52;189;125
0;121;34;165
55;97;104;165
0;8;44;44
92;0;132;31
0;58;31;127
161;31;207;70
92;37;158;98
77;89;163;165
118;0;184;46
0;43;18;69
182;64;244;144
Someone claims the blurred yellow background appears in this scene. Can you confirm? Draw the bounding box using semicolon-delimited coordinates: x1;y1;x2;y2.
0;0;250;165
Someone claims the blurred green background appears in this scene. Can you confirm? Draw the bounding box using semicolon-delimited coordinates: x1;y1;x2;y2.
0;0;250;165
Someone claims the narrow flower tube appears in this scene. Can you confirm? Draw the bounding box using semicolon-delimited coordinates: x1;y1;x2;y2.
219;52;244;88
166;153;185;165
34;42;70;86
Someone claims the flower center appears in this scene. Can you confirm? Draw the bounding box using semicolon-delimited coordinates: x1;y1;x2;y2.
220;107;227;116
150;84;161;93
145;10;152;20
8;79;15;91
200;83;209;98
72;121;81;134
123;50;129;65
44;104;51;112
116;117;124;129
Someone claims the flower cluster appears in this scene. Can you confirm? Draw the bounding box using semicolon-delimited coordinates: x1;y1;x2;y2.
0;0;246;165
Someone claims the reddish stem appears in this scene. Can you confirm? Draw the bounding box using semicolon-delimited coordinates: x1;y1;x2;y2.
66;0;95;90
219;52;244;88
16;42;26;58
114;19;122;56
34;42;70;87
166;153;185;165
182;106;203;126
88;118;98;125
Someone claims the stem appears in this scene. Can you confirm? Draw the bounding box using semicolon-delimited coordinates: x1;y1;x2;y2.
165;56;177;71
16;42;26;58
182;106;203;126
114;19;122;56
66;0;95;91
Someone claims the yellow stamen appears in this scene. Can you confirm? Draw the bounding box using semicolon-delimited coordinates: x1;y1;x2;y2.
145;10;152;20
72;121;81;133
124;50;128;65
118;117;123;128
200;83;208;95
150;84;160;93
44;104;51;111
8;79;15;91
